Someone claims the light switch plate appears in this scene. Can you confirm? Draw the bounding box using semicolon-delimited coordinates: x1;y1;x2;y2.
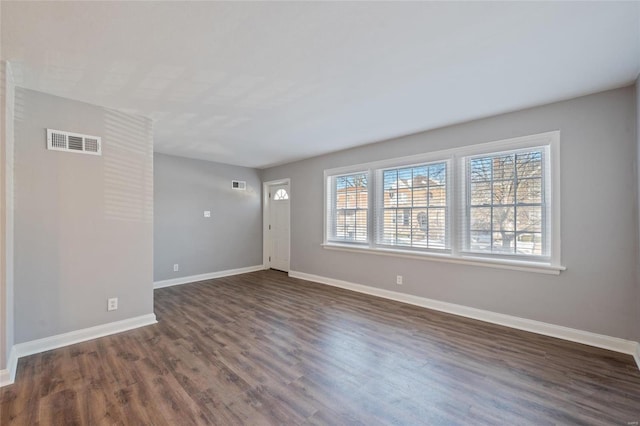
204;211;211;218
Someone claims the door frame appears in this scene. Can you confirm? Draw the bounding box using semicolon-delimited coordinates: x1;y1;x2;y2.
262;178;291;271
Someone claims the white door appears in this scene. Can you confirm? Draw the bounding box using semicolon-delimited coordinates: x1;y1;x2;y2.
268;183;290;272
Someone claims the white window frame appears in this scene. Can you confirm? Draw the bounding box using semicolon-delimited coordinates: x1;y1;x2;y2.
323;131;564;275
325;170;372;245
459;145;550;262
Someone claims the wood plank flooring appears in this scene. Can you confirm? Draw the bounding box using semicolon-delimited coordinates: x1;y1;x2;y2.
2;270;639;425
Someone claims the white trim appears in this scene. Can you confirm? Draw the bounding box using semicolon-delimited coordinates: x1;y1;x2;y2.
1;61;16;389
289;271;639;361
323;174;328;251
549;134;562;266
0;346;15;386
1;314;156;387
6;345;17;384
13;314;157;360
322;243;565;275
262;178;291;272
154;265;264;289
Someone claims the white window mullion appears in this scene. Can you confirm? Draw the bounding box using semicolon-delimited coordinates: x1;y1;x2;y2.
547;141;560;265
367;169;375;249
373;168;385;249
450;156;461;257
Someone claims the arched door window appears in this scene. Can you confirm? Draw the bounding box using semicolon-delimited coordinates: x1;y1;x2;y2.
273;188;289;200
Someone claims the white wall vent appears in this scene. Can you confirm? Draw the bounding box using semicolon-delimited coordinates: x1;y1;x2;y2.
47;129;102;156
232;180;246;190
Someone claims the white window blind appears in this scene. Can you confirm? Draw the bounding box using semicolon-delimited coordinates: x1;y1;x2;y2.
375;161;449;251
326;172;369;243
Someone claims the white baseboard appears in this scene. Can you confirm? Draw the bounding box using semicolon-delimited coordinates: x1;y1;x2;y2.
0;369;9;387
7;346;17;384
0;346;18;386
0;369;8;387
154;265;265;289
14;314;157;359
289;270;640;366
1;313;157;387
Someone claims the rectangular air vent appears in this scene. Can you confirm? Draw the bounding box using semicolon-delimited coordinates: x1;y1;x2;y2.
232;180;246;190
47;129;102;155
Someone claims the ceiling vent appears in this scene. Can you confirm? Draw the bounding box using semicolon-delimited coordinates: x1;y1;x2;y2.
47;129;102;156
232;180;246;190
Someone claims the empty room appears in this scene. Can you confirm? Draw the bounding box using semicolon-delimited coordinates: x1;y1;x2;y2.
1;1;640;424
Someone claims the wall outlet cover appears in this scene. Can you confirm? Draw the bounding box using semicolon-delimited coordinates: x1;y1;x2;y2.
107;297;118;311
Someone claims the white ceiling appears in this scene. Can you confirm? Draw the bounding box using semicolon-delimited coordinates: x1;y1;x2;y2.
2;2;639;168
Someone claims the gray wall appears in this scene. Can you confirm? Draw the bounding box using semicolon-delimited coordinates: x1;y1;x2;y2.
14;88;154;343
636;76;640;342
1;61;15;368
263;85;639;342
154;153;262;282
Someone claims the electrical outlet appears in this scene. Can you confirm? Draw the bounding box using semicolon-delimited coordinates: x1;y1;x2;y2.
396;275;403;285
108;298;118;311
204;210;211;218
173;264;179;272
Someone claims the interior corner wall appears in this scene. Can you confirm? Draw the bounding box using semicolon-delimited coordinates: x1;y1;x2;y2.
153;153;262;282
1;61;15;369
14;88;154;343
262;85;639;342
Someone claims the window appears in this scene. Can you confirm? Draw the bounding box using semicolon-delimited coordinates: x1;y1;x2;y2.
326;172;369;243
323;131;561;273
465;148;547;257
273;188;289;200
377;162;448;250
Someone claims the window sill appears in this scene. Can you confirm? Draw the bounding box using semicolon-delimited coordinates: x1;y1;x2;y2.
321;243;566;275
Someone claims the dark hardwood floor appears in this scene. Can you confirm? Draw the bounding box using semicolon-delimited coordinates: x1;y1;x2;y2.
2;270;639;425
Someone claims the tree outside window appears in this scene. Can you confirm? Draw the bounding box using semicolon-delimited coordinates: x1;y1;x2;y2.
468;150;544;255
